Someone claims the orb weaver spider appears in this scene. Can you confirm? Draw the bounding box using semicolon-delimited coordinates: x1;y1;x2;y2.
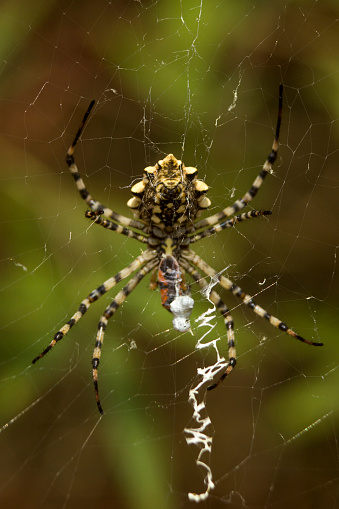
33;85;323;414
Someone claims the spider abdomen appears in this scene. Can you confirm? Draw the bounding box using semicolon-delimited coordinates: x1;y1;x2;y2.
127;153;210;233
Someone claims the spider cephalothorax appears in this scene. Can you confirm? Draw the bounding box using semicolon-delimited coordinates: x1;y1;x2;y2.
33;86;322;414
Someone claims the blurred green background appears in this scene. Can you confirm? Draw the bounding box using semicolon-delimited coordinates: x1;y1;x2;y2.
1;1;338;508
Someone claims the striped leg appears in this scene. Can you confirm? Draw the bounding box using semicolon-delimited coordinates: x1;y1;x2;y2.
189;210;271;244
32;250;157;364
194;84;283;231
180;259;236;390
92;258;158;414
183;249;323;347
66;100;145;231
85;210;148;243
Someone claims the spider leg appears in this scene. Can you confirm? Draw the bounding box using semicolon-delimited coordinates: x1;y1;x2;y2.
85;210;149;243
182;249;323;347
180;258;236;389
32;250;157;364
194;84;283;230
189;210;271;244
66;101;146;230
92;258;158;414
149;266;158;290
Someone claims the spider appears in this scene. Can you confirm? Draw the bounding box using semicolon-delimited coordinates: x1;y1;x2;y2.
33;85;323;414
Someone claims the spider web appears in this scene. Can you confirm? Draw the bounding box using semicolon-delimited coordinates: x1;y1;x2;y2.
1;1;338;508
